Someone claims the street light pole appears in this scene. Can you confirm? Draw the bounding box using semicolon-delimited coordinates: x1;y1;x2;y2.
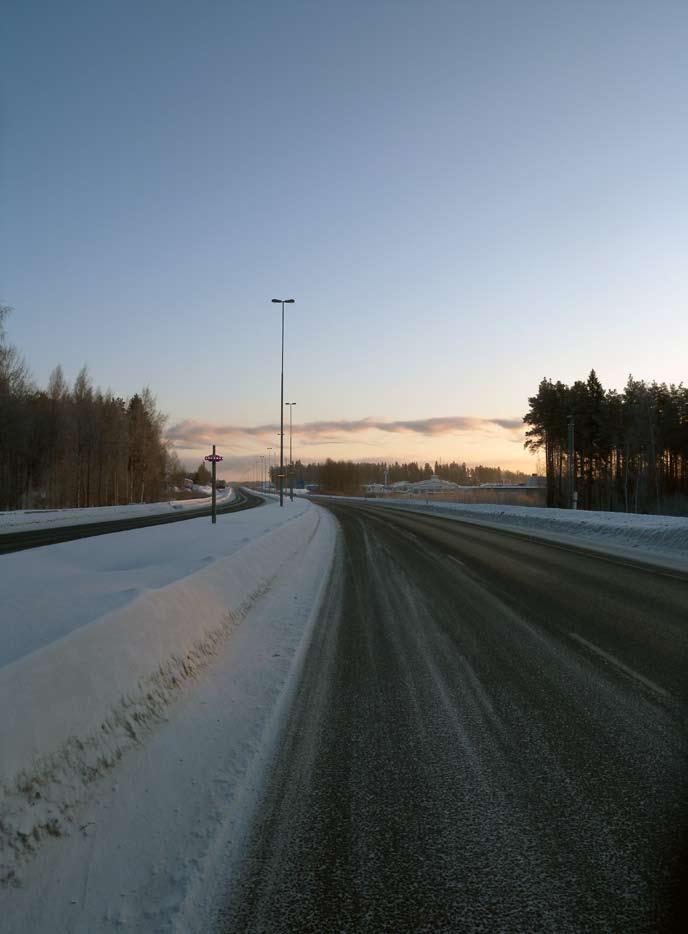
285;402;296;501
272;299;294;507
267;447;272;492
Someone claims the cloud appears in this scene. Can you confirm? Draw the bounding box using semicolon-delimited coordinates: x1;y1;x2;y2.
166;415;523;449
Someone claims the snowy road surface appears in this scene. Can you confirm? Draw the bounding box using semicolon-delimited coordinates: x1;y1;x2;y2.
218;500;688;933
315;495;688;571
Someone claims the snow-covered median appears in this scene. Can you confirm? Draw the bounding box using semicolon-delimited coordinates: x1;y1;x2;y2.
0;487;236;533
327;497;688;571
0;495;335;890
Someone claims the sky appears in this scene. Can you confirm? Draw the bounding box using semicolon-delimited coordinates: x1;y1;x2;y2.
2;0;687;477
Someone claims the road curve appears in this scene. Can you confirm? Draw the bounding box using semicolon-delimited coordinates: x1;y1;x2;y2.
218;500;688;933
0;488;263;554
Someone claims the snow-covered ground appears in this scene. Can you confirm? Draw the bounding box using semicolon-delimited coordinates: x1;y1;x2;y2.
323;497;688;572
0;494;337;926
0;487;235;534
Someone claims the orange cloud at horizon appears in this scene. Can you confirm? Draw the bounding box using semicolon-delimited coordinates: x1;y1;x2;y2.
167;415;540;478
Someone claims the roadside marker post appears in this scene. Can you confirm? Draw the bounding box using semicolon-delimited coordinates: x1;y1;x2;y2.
567;416;576;510
204;446;224;524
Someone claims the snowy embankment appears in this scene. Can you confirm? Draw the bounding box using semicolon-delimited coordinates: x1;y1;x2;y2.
330;497;688;571
0;487;235;534
0;493;336;902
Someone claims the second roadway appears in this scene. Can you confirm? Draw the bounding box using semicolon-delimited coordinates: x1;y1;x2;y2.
0;488;263;555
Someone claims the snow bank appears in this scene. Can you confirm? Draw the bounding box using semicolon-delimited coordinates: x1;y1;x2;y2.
0;496;333;883
326;497;688;571
0;504;338;931
1;488;250;668
0;487;235;533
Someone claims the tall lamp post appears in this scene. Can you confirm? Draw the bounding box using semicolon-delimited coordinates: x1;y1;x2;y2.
267;446;273;492
285;402;296;501
272;298;295;506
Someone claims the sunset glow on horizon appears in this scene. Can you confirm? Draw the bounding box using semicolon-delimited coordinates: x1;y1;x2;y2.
164;414;535;478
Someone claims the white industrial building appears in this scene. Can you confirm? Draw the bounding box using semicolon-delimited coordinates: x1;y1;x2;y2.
363;473;546;505
364;474;459;496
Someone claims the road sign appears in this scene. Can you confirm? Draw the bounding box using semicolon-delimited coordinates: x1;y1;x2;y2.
206;447;223;524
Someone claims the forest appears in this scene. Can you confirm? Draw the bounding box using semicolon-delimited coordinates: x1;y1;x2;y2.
0;305;181;510
273;459;531;494
524;370;688;513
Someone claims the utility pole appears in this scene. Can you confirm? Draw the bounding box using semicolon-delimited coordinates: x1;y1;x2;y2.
567;415;577;509
271;299;295;506
285;402;296;501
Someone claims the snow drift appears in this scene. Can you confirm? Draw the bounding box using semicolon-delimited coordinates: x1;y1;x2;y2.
0;496;332;883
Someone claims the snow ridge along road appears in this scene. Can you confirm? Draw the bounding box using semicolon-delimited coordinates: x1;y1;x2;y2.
0;495;336;903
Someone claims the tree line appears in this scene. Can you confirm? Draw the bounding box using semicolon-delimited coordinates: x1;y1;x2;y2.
524;370;688;513
271;458;531;495
0;305;182;510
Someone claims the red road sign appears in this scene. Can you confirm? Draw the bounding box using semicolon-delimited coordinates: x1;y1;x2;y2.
204;454;223;462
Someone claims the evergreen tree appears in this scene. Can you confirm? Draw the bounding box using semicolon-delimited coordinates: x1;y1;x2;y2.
524;372;688;513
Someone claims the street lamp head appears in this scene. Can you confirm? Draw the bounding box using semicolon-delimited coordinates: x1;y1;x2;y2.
271;298;295;303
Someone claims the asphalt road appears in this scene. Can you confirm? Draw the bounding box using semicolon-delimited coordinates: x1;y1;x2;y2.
219;500;688;933
0;488;262;554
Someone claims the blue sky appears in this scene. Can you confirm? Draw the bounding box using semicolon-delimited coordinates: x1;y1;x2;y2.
3;0;687;473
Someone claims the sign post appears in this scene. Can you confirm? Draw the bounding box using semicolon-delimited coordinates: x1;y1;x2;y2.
204;447;224;524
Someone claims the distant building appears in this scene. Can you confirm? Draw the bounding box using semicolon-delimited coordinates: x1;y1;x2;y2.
389;480;411;492
362;473;546;504
409;474;460;493
364;482;386;496
479;474;546;490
